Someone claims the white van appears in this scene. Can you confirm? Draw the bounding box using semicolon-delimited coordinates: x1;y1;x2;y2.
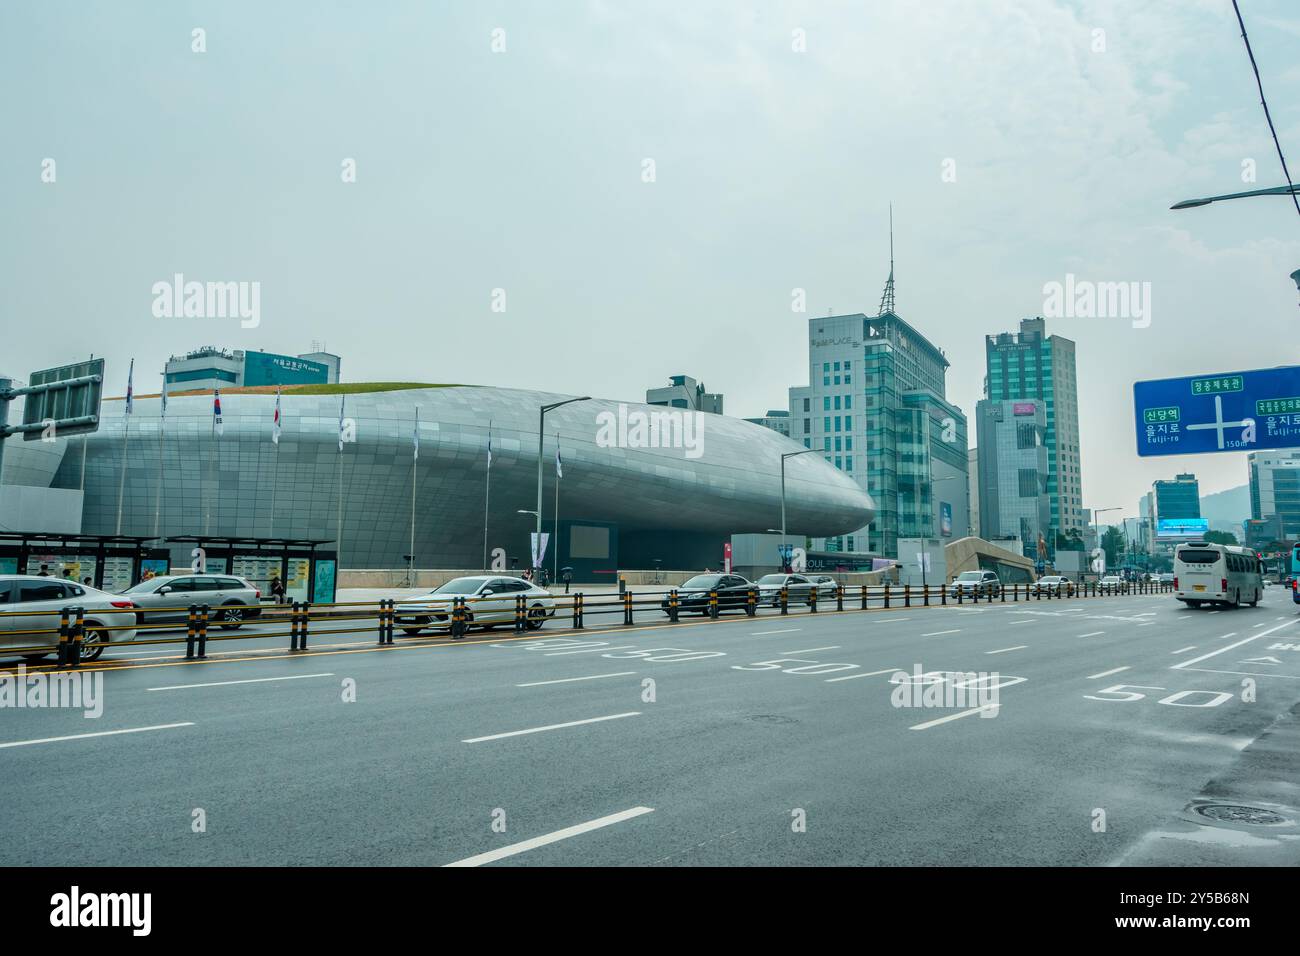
1173;543;1263;608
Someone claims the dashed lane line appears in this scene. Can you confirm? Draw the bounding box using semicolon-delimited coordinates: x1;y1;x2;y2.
443;807;655;867
1087;666;1130;680
516;672;637;688
462;712;641;744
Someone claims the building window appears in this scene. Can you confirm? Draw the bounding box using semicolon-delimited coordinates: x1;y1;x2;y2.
834;416;841;432
845;395;852;409
803;418;810;434
844;415;851;430
824;416;831;431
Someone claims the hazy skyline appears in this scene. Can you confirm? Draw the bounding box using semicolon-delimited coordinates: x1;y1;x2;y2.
4;0;1300;518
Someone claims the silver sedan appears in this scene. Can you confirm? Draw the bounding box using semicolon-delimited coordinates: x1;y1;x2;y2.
394;576;556;636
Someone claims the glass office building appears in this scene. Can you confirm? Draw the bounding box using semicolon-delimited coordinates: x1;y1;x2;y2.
789;309;969;559
984;318;1083;538
1248;450;1300;539
974;399;1050;555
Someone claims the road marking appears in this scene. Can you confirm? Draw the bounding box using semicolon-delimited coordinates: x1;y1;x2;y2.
516;672;637;688
985;645;1027;655
543;645;637;656
750;628;801;636
462;712;641;743
871;618;911;624
443;807;655;867
922;629;961;637
782;645;840;655
147;673;334;692
1087;666;1130;680
1207;611;1220;615
825;668;899;683
1253;622;1271;628
1170;646;1197;654
909;705;998;730
1172;619;1299;670
0;722;195;749
1078;631;1105;638
1007;619;1033;625
1137;622;1157;627
1217;633;1237;640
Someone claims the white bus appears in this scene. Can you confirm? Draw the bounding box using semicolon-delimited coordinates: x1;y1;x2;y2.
1173;542;1264;608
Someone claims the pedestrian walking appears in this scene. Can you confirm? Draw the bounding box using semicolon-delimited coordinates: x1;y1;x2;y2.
562;568;572;594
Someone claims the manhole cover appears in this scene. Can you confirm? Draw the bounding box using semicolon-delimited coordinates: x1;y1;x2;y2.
745;714;798;725
1193;804;1290;826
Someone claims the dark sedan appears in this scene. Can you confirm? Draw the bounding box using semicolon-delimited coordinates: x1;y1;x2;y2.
661;574;755;616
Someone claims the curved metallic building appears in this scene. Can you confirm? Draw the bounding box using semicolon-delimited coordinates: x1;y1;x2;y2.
49;385;875;571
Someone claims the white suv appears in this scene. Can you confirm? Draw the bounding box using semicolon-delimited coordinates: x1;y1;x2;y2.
0;575;138;663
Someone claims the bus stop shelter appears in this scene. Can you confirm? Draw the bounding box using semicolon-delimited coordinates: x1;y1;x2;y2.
0;533;169;591
165;536;338;604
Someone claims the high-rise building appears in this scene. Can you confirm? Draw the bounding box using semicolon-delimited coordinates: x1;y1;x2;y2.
788;263;968;558
1154;473;1201;523
984;318;1083;539
744;410;792;438
974;399;1050;556
1248;450;1300;540
646;375;723;414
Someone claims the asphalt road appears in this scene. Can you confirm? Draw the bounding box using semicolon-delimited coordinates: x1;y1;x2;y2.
3;586;1299;866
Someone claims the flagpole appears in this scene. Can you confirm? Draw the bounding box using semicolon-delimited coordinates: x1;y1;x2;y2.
114;359;134;536
553;432;560;585
153;382;166;538
269;388;281;539
483;420;491;571
336;395;345;572
410;406;418;584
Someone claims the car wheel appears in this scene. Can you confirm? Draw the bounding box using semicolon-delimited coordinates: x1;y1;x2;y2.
525;604;547;630
402;627;424;636
1250;591;1260;607
78;629;107;663
218;604;246;630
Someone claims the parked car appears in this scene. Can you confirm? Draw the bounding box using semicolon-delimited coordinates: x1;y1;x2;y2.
1098;575;1127;595
394;576;555;636
754;573;816;607
1031;575;1075;597
660;574;754;616
123;574;262;629
947;570;1001;599
0;575;137;662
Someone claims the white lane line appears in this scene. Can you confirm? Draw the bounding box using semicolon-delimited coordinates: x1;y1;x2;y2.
909;705;998;730
750;628;801;636
1172;619;1300;670
782;645;840;655
1087;666;1130;680
1078;631;1105;638
922;629;961;637
516;672;636;688
1252;622;1271;628
443;807;655;867
543;645;636;656
462;712;640;743
1137;622;1157;627
870;617;911;624
825;668;899;683
1217;633;1237;640
1170;645;1197;654
1007;619;1033;625
1207;610;1220;615
0;722;195;749
147;673;334;692
985;645;1027;655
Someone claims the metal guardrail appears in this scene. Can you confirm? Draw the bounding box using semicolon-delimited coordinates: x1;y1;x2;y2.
0;582;1178;668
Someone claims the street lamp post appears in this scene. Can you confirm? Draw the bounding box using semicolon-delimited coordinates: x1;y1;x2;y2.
1093;507;1121;579
780;449;815;538
535;397;590;570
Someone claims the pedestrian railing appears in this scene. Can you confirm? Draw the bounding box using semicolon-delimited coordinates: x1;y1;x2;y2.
0;581;1177;669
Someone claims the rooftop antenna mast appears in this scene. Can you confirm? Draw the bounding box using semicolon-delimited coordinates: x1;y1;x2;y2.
877;203;896;316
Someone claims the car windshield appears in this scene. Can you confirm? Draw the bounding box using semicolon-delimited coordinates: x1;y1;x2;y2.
123;579;166;593
682;575;723;589
956;572;984;581
431;578;487;595
756;575;787;585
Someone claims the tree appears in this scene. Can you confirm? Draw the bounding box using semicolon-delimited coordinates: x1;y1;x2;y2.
1204;530;1238;546
1055;529;1084;551
1101;526;1126;568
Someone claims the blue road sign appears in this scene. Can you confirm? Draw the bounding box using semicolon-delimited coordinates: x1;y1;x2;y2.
1133;366;1300;457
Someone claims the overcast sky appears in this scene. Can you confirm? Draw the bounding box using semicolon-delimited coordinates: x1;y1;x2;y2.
3;0;1299;517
